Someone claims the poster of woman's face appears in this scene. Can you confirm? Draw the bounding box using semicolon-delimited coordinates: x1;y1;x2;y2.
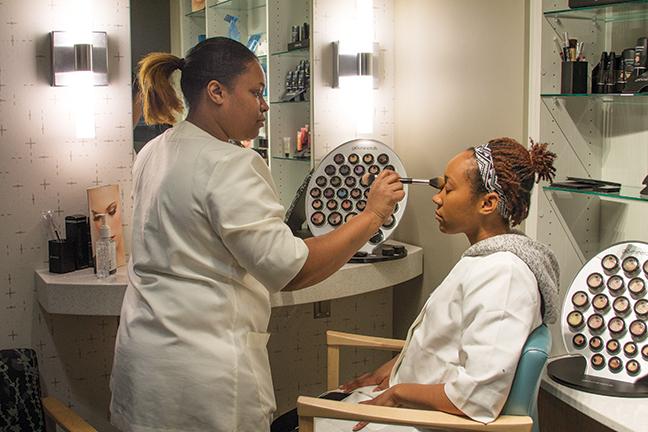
87;184;125;266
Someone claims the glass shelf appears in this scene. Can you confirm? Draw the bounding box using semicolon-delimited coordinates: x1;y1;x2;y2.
272;155;310;162
185;8;206;18
257;54;267;61
210;0;266;11
271;47;309;56
270;99;309;105
544;1;648;24
544;185;648;203
541;93;648;103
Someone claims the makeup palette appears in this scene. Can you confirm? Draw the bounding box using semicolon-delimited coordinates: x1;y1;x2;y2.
305;139;408;254
549;241;648;396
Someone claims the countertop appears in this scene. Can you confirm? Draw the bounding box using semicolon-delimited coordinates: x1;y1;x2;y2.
541;371;648;432
36;241;423;316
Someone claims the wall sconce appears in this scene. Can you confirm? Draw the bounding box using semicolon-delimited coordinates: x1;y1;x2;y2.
331;41;375;88
50;31;108;138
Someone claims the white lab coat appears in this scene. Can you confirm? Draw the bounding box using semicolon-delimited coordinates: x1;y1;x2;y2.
316;252;542;431
110;121;308;432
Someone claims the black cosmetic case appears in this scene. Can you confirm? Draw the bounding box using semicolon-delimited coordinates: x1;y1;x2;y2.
569;0;629;7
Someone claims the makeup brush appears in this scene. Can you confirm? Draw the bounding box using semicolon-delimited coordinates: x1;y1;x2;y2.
363;174;444;189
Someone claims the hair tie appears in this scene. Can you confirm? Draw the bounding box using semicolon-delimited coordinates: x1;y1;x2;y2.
474;143;510;220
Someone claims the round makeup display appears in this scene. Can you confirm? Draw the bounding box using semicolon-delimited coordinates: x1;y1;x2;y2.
588;314;605;332
608;356;622;372
630;320;647;339
629;278;646;296
624;342;638;357
622;256;640;274
591;353;605;369
305;139;408;254
606;339;620;354
608;317;625;335
635;299;648;318
602;254;619;272
573;333;587;349
627;360;640;375
607;275;624;294
589;336;603;351
613;296;630;315
587;273;604;291
567;311;584;329
571;291;589;308
592;294;609;311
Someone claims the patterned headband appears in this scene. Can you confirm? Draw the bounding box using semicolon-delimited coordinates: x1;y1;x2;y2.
474;143;510;220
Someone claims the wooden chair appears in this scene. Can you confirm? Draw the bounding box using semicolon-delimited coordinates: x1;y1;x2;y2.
298;325;551;432
0;348;97;432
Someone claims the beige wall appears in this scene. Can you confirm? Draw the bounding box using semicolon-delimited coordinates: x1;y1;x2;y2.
392;0;529;337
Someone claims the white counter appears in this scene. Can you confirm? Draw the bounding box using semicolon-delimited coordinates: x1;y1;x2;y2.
36;242;423;316
541;373;648;432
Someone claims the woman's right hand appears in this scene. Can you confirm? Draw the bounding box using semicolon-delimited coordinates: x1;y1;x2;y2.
339;357;397;393
364;170;405;225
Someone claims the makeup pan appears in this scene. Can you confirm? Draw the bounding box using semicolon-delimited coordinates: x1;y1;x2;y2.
629;278;646;296
591;354;605;369
573;333;587;349
602;254;619;272
624;342;638;357
627;360;640;375
592;294;609;311
607;356;621;372
630;320;647;339
305;139;409;254
607;275;625;294
572;291;589;308
613;296;630;315
589;336;603;351
568;311;584;329
623;256;640;274
588;314;606;332
635;300;648;318
608;317;625;335
607;339;620;354
642;345;648;359
587;273;604;290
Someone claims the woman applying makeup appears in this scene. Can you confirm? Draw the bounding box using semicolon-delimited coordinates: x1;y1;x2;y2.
109;37;404;432
316;138;560;431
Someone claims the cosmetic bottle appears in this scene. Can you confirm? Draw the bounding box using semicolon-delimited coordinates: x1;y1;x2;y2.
95;214;117;279
634;37;648;78
604;51;616;94
594;52;608;94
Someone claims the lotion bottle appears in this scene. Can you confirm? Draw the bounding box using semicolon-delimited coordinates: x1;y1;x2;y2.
95;214;117;278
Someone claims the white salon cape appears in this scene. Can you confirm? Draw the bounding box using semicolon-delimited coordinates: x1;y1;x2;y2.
110;121;308;432
317;252;542;431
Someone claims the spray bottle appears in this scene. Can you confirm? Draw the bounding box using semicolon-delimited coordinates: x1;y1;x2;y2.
95;214;117;278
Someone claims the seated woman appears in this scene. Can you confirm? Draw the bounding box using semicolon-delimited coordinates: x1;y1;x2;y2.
317;137;559;431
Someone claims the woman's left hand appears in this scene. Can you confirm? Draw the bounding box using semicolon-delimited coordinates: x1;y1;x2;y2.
351;386;401;431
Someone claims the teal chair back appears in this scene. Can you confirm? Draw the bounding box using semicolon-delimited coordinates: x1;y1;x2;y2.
501;324;551;432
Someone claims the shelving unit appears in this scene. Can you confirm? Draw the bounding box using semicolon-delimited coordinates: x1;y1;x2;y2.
529;0;648;356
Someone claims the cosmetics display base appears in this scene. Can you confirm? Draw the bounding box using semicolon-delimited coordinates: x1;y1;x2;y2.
305;139;408;255
552;241;648;397
548;356;648;397
349;243;408;263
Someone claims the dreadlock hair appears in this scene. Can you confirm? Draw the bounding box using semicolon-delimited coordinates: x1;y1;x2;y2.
137;37;258;126
469;137;557;227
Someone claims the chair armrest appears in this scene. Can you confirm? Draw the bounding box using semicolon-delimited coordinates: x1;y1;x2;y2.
297;396;532;432
42;396;97;432
327;330;405;351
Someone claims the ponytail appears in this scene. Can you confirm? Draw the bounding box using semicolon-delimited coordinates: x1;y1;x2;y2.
138;53;185;126
528;139;557;183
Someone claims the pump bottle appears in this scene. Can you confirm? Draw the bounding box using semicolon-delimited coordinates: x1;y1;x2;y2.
95;214;117;278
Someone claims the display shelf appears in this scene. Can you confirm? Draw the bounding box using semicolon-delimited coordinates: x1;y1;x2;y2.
185;8;206;18
272;155;310;162
35;242;423;315
544;0;648;23
271;47;309;56
270;99;309;105
210;0;266;11
544;185;648;202
541;93;648;103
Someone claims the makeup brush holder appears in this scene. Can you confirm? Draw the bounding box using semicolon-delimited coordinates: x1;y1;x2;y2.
305;139;408;260
561;61;588;94
548;241;648;397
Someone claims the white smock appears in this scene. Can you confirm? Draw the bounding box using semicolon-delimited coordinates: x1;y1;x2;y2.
316;251;541;431
110;121;308;432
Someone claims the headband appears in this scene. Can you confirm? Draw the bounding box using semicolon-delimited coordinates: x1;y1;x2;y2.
474;143;510;220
